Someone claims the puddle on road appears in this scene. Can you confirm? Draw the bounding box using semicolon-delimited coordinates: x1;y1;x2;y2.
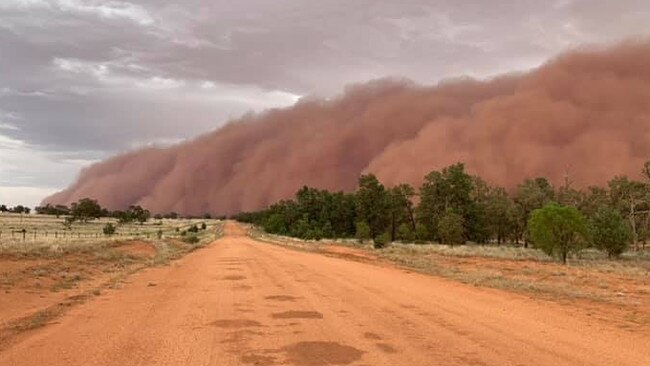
272;311;323;319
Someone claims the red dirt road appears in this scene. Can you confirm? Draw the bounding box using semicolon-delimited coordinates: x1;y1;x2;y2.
1;223;648;366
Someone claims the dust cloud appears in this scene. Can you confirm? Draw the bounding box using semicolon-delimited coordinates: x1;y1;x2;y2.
45;40;650;215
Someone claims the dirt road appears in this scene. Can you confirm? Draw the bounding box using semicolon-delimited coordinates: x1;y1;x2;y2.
1;222;648;366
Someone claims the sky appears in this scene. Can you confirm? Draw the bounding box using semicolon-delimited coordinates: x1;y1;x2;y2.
1;0;650;207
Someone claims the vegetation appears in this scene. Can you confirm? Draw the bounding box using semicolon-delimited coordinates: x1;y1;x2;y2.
235;161;650;263
528;203;589;264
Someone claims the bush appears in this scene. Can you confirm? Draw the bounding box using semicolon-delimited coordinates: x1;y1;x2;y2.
102;223;117;236
373;232;391;249
397;223;415;242
183;235;200;244
438;210;465;245
200;222;207;230
589;206;632;258
355;221;371;243
187;224;199;233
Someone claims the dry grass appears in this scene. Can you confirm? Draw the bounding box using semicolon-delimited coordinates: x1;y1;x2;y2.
0;215;225;348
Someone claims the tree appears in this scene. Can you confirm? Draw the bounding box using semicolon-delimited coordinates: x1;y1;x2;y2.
528;203;589;264
417;163;474;241
608;176;649;250
387;184;416;241
438;210;465;245
129;205;151;224
589;206;632;258
355;174;389;239
515;178;555;247
0;204;7;212
483;186;517;244
70;198;103;223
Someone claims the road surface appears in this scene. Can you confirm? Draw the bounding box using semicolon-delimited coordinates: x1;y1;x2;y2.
1;222;648;366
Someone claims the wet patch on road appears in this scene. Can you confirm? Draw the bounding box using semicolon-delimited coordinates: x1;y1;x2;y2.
210;319;262;328
271;311;323;319
282;341;364;366
375;343;398;353
265;295;299;302
222;275;247;281
233;285;253;291
363;332;382;340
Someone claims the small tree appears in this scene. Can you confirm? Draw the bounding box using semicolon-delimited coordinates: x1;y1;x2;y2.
355;221;371;243
589;206;632;258
438;210;465;245
71;198;103;223
528;203;589;264
103;223;117;236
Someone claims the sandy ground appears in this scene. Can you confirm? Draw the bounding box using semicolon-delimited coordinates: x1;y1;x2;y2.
0;222;648;366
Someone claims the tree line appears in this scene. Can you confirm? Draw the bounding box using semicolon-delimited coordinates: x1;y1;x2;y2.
234;162;650;263
0;204;31;214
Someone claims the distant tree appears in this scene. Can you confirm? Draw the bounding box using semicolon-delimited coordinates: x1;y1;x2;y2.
387;184;416;241
102;223;117;236
0;204;7;212
154;213;163;220
438;210;465;245
483;186;517;244
203;213;212;219
11;205;28;214
417;163;474;242
129;205;151;224
528;203;589;264
608;176;649;250
515;178;555;247
70;198;103;223
355;174;389;239
589;206;632;258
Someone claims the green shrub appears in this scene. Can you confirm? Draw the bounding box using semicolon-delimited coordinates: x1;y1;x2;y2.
589;206;632;258
183;235;200;244
373;232;391;249
355;221;371;243
438;210;465;245
102;223;116;236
